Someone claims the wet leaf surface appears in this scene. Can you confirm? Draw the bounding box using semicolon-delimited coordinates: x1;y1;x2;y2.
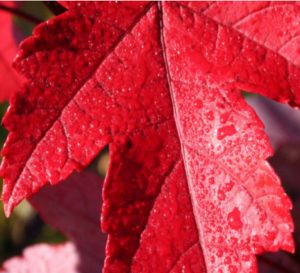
1;2;300;272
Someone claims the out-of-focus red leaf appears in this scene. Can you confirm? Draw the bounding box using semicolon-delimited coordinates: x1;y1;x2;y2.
1;2;300;272
29;171;106;273
0;171;104;273
247;96;300;148
0;243;79;273
0;2;23;102
258;252;300;273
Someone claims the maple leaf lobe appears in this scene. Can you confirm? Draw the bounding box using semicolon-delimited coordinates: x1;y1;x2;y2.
0;1;298;273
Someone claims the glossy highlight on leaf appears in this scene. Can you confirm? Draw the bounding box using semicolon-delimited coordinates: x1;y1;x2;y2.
1;2;299;272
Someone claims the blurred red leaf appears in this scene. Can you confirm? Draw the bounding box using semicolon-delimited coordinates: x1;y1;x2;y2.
0;243;79;273
0;2;24;102
1;171;105;273
30;171;106;273
247;96;300;148
258;252;300;273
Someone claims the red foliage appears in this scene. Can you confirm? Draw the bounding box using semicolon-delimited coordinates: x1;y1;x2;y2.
0;2;24;102
30;171;105;273
0;170;104;273
1;2;300;272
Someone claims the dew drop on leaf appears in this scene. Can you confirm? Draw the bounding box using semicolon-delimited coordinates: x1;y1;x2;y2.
228;264;238;273
227;207;243;230
195;99;203;109
224;256;231;265
217;125;236;140
217;189;226;201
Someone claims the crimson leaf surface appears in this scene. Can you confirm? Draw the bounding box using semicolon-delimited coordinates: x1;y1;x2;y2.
1;2;300;272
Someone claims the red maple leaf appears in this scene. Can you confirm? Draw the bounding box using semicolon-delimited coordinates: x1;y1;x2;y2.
1;2;299;272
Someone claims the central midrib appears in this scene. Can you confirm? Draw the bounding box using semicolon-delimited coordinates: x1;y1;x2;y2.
157;2;209;273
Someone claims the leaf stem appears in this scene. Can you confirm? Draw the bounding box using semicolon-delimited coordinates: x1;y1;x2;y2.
43;1;66;15
0;4;42;25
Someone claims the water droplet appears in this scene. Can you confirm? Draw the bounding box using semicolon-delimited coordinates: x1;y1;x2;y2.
265;230;276;241
242;254;250;261
225;181;234;192
218;189;226;201
217;236;225;244
216;249;224;257
220;112;230;123
195;99;203;109
229;236;238;245
227;208;243;230
224;256;231;265
228;265;238;273
208;177;215;184
217;125;236;140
